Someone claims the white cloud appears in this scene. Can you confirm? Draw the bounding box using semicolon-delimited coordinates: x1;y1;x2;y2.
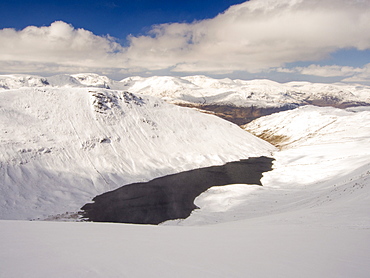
275;64;370;83
277;64;365;77
0;21;126;70
125;0;370;73
1;0;370;76
299;65;360;77
341;64;370;83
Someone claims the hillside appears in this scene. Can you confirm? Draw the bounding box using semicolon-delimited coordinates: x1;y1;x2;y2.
173;105;370;226
0;87;274;220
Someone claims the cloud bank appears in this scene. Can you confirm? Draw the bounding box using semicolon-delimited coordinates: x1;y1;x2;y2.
1;0;370;81
0;21;126;74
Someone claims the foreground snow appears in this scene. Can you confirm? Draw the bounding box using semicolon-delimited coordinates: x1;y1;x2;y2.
1;214;369;278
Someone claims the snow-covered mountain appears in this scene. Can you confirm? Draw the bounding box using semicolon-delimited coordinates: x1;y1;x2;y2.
1;73;369;110
0;74;50;89
0;73;124;90
0;87;274;220
121;75;370;108
1;105;369;278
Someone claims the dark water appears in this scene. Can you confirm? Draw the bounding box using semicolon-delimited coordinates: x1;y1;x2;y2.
81;156;274;225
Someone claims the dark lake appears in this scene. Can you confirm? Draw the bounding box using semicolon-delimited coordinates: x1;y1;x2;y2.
81;156;274;225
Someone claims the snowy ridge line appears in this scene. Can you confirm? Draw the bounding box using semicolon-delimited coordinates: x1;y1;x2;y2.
1;73;370;109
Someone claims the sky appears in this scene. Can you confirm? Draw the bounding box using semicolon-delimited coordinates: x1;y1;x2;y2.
1;0;370;83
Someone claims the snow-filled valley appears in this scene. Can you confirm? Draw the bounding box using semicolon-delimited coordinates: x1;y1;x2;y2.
0;74;369;277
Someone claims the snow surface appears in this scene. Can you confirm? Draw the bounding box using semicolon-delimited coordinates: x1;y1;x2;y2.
1;217;369;278
0;76;369;278
0;87;274;220
174;106;370;227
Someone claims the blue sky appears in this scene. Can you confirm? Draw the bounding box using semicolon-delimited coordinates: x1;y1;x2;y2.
0;0;244;38
1;0;370;83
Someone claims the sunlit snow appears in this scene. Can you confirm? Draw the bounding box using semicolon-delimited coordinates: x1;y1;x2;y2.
0;74;369;278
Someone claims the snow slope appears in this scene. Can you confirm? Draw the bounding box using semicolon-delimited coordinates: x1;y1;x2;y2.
0;87;274;220
174;106;370;227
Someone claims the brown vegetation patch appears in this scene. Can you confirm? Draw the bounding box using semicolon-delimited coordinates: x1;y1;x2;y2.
245;129;290;149
175;103;297;125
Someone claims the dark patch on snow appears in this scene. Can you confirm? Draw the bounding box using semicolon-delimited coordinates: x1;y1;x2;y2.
91;91;145;114
176;103;298;125
303;99;370;109
81;156;274;225
100;138;111;143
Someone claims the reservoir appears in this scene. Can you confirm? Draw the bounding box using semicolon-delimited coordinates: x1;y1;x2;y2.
81;156;274;224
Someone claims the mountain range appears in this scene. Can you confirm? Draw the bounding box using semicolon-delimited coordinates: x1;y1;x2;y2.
2;73;369;124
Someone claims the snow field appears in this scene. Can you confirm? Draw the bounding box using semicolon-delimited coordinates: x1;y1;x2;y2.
0;217;369;278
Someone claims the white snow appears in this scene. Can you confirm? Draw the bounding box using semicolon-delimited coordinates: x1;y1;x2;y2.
175;106;370;227
0;74;49;89
1;73;370;108
0;76;369;278
0;215;369;278
121;75;370;107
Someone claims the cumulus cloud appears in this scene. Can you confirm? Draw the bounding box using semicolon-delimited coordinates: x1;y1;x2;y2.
125;0;370;73
1;0;370;76
0;21;126;70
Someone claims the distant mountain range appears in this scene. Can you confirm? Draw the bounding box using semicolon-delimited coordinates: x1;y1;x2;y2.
2;73;369;124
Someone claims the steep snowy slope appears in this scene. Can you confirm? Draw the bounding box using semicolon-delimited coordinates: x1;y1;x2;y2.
0;87;274;220
174;106;370;227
